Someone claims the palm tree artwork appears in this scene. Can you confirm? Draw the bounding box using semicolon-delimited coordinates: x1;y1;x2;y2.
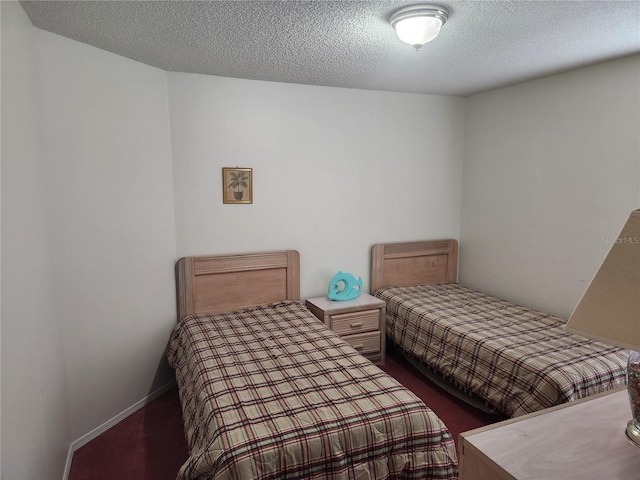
223;167;252;204
228;170;248;200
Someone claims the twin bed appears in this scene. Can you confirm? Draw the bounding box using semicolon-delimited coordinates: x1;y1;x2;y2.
167;251;458;480
167;242;627;480
370;239;627;417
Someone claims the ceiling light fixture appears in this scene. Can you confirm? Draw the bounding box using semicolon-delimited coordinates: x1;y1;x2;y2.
390;4;449;50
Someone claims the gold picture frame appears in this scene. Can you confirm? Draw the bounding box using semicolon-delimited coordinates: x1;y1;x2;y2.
222;167;253;204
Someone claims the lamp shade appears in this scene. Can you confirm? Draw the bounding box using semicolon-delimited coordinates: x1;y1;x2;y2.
565;209;640;351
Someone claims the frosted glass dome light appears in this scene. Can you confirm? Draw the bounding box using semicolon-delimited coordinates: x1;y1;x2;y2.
390;5;449;50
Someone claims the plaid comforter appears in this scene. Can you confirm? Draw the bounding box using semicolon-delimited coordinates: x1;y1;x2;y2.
167;301;458;480
375;283;628;417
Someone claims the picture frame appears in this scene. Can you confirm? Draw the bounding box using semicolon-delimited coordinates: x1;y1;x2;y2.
222;167;253;204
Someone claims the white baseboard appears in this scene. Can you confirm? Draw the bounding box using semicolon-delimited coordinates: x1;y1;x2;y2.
62;380;176;480
62;446;74;480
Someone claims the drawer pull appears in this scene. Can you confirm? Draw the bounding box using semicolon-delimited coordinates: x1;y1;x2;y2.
350;322;363;328
353;344;364;350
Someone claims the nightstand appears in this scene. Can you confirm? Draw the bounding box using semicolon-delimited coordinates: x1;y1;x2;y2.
306;293;386;365
459;387;637;479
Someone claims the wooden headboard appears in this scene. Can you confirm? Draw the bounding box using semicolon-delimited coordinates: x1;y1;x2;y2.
370;239;458;294
175;250;300;321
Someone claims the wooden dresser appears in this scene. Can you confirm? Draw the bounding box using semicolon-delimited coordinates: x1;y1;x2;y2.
306;293;386;365
459;387;638;479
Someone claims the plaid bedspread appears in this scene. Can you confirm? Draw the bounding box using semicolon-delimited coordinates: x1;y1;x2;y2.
167;300;458;480
375;284;628;417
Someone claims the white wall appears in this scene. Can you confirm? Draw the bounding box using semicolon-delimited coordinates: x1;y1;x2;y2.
33;29;179;442
1;2;70;478
461;55;640;318
2;4;179;477
168;73;466;298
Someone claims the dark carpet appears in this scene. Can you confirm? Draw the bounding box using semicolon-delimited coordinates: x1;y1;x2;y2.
68;349;506;479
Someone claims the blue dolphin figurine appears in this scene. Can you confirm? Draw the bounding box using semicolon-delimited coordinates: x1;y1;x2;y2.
327;271;363;301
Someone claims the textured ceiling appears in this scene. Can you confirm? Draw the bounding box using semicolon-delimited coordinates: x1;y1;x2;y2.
19;0;640;96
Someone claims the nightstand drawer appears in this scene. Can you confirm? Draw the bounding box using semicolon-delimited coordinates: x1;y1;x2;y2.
330;310;379;336
305;294;386;365
342;331;380;355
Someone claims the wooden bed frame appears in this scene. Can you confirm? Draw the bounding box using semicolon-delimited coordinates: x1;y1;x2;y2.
370;239;459;294
370;239;500;414
175;250;300;321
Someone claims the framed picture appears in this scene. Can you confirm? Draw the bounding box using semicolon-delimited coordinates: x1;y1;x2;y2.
222;167;253;204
